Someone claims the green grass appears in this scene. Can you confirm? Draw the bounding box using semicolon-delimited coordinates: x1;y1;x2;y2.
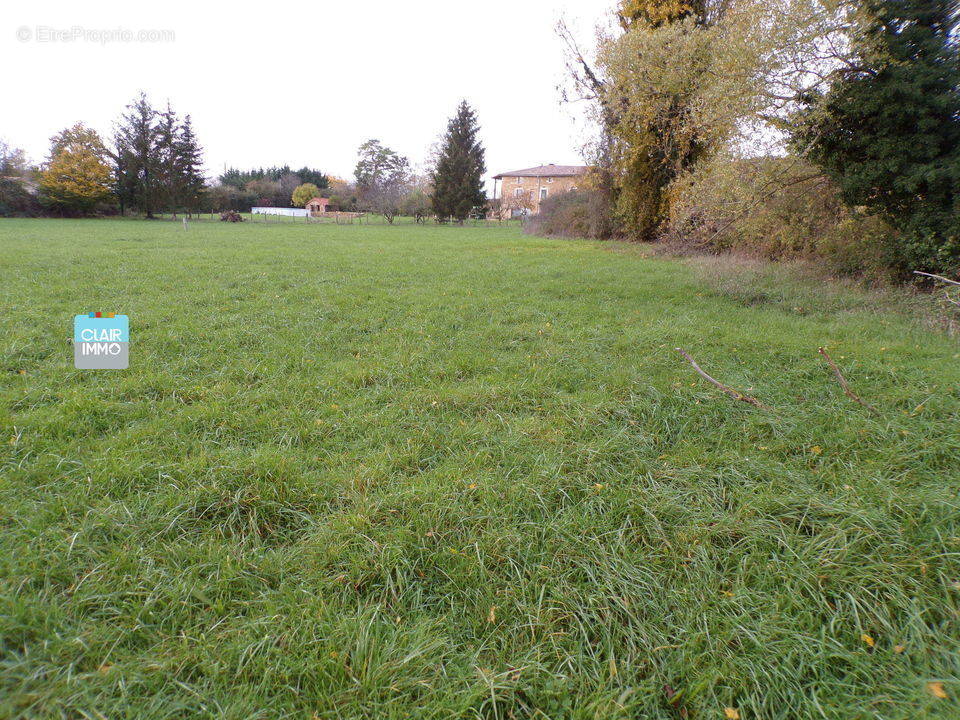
1;218;958;719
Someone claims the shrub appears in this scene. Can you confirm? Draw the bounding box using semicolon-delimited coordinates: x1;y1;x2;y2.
0;177;41;217
666;155;899;282
203;184;257;213
524;189;617;240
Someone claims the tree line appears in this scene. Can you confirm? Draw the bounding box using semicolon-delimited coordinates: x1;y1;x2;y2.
315;100;487;224
113;94;205;217
0;93;339;218
551;0;960;278
2;95;490;224
1;93;205;218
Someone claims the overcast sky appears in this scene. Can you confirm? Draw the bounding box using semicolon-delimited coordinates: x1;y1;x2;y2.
3;0;612;193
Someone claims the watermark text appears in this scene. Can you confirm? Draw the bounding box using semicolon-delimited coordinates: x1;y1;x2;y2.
17;26;175;44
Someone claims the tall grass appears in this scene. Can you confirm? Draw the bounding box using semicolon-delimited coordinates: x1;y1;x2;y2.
0;218;958;719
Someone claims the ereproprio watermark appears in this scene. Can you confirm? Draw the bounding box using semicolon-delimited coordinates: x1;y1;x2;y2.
17;26;175;44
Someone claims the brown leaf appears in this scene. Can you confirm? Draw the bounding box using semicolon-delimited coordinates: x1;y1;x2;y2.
663;684;688;719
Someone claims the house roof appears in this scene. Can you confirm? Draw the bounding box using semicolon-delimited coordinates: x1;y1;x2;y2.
492;164;589;179
307;196;330;204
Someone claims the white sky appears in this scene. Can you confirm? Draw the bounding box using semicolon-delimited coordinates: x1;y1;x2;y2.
2;0;612;193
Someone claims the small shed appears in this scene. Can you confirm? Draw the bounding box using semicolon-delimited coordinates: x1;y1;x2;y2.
306;197;330;216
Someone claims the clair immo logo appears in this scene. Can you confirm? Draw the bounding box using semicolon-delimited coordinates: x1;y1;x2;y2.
74;313;129;369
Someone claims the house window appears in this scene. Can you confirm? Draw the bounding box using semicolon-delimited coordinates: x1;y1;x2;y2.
547;177;554;183
540;188;548;201
516;176;522;184
514;188;523;197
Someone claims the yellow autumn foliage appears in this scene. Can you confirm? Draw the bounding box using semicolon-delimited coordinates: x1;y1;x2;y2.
618;0;698;28
39;135;113;214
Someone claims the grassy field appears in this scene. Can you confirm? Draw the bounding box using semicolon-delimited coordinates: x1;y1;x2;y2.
1;218;958;719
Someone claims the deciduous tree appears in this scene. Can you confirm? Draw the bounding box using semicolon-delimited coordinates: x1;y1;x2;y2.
291;182;321;207
561;0;849;240
354;139;411;223
39;124;113;215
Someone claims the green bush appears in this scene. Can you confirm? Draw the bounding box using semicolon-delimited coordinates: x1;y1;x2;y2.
665;156;901;282
0;177;41;217
524;189;618;240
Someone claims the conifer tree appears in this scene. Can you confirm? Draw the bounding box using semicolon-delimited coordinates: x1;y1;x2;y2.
112;94;206;218
795;0;960;274
177;114;205;216
156;102;180;216
114;93;160;217
430;101;486;223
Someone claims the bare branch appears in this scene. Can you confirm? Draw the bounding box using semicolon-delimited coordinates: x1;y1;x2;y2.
913;271;960;287
817;347;879;414
675;348;770;409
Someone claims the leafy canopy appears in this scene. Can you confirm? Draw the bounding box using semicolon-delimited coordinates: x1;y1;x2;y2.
292;183;321;207
39;123;113;215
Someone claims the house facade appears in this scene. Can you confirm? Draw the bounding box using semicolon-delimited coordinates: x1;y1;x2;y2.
491;164;590;218
306;197;331;216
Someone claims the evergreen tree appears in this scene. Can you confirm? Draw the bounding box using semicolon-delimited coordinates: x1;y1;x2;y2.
115;93;160;217
794;0;960;274
177;114;205;216
219;166;327;190
156;102;180;216
431;101;486;223
294;167;330;189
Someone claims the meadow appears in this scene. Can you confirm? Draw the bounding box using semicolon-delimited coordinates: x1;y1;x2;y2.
1;218;958;719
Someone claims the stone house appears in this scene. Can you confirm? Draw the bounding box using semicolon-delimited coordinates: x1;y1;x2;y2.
306;197;331;216
491;164;590;218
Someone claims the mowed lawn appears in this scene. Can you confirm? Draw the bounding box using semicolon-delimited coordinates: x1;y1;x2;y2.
1;218;959;720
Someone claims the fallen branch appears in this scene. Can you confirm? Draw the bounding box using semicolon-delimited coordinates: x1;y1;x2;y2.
675;348;770;409
913;271;960;307
913;271;960;286
817;347;879;414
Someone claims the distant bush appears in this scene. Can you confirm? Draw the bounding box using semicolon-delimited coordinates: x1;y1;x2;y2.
0;177;41;217
665;156;899;282
203;184;257;213
524;189;618;240
399;189;431;222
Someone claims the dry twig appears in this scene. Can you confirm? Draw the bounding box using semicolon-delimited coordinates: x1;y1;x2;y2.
817;347;879;414
913;271;960;307
675;348;770;409
913;271;960;286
